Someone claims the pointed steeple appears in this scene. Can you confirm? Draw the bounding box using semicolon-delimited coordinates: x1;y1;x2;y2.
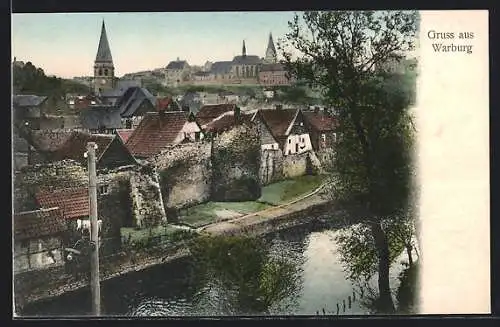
265;32;277;63
95;20;113;63
242;40;247;57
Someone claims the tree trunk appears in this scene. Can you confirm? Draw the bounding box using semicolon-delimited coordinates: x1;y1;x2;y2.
406;244;413;267
370;220;395;313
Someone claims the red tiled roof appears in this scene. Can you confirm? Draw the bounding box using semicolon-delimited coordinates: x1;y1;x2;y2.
126;111;188;158
156;97;173;111
116;129;134;143
196;104;237;119
204;113;253;133
52;131;115;164
36;187;89;220
196;117;216;127
303;111;338;132
14;208;67;241
257;109;298;140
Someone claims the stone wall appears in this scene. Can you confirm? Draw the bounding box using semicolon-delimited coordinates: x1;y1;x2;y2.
282;152;313;179
259;149;284;186
13;236;65;274
153;142;212;220
211;125;261;201
96;169;136;253
129;165;167;227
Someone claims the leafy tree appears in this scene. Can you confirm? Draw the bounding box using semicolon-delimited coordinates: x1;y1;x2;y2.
188;235;301;314
13;61;89;97
279;11;418;313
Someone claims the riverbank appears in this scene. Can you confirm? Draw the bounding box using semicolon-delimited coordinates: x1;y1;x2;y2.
15;183;335;311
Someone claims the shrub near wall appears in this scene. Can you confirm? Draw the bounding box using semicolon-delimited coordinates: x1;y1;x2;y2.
211;125;261;201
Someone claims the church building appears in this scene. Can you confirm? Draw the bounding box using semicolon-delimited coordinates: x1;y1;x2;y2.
230;41;261;79
93;21;116;94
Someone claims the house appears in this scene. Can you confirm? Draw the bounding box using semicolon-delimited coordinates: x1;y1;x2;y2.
36;187;89;221
254;107;313;155
67;94;100;111
219;90;239;104
303;109;338;152
193;71;213;82
259;63;294;86
116;87;157;129
203;111;253;137
16;129;76;166
13;208;68;273
156;96;184;112
115;129;134;144
230;41;261;80
126;111;204;159
13;95;49;129
165;59;190;86
195;104;240;128
210;61;233;81
80;105;123;134
47;131;137;170
13;129;30;171
179;92;202;114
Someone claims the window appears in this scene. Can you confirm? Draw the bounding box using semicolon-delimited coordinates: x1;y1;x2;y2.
99;184;109;195
195;132;201;141
332;133;337;142
288;138;291;144
321;134;326;141
104;69;109;76
98;68;103;76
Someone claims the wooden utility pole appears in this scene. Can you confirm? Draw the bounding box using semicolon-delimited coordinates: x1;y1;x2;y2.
87;142;101;316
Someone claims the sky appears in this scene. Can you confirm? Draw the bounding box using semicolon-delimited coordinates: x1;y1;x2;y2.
12;12;298;79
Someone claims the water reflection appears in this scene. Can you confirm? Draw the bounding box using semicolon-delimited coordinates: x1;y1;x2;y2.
21;222;411;317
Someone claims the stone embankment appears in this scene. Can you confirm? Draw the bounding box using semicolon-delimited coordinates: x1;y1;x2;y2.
15;182;335;309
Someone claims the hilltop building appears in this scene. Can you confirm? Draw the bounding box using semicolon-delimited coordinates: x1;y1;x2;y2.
263;33;277;64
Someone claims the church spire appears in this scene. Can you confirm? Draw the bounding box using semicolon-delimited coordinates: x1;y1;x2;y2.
265;32;277;63
242;40;247;57
95;20;113;63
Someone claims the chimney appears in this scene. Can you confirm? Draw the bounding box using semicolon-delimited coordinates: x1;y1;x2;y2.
314;106;320;113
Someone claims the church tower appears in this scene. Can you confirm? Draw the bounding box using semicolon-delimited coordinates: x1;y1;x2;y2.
93;20;115;94
242;40;247;57
264;32;277;63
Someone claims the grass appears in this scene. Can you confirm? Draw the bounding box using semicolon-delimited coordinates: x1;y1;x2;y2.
120;225;181;244
258;174;324;205
179;175;324;227
179;201;272;228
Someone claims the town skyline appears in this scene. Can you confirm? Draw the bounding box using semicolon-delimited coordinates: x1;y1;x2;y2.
12;12;298;79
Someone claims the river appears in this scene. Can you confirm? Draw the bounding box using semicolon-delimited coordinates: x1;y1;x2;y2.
20;221;410;317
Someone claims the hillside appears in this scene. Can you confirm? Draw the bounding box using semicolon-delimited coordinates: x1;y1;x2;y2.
12;62;90;97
